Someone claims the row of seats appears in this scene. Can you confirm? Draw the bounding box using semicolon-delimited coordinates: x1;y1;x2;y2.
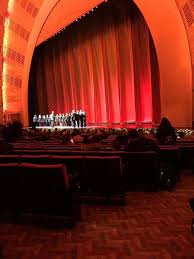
11;138;194;170
0;163;81;227
10;146;181;172
0;153;161;193
0;151;179;225
9;144;191;170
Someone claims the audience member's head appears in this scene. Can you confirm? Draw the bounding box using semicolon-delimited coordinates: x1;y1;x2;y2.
178;131;185;138
158;117;173;130
128;129;139;139
156;117;176;145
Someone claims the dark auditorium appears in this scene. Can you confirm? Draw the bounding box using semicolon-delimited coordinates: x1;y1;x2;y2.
0;0;194;258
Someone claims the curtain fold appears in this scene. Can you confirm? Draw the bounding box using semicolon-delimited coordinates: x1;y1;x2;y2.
29;0;160;125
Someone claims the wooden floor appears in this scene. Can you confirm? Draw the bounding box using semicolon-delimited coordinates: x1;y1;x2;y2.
0;171;194;259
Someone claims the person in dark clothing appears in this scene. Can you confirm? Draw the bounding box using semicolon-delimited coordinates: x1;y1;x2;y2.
33;114;38;126
125;129;160;153
79;110;84;128
112;131;129;150
71;110;76;128
83;111;86;127
75;111;80;127
50;111;55;127
156;117;176;145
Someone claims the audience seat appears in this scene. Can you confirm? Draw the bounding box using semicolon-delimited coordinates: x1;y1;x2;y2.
159;146;180;183
80;156;125;204
178;145;194;170
0;163;81;226
0;163;19;218
17;163;81;226
50;155;83;178
19;155;51;164
0;155;20;163
125;151;160;191
189;198;194;231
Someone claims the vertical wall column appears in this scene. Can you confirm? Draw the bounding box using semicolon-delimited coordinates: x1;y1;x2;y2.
134;0;192;127
0;20;3;123
0;0;9;124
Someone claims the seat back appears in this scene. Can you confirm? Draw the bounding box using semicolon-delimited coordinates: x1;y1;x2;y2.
81;156;124;195
50;155;83;176
0;155;20;163
19;155;51;164
0;163;19;209
179;145;194;169
18;163;69;212
126;151;160;191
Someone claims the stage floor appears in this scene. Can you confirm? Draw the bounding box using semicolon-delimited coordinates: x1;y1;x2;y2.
34;123;154;130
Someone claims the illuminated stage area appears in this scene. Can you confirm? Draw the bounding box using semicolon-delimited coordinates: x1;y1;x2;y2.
0;0;192;128
35;123;155;130
29;0;160;127
32;124;193;135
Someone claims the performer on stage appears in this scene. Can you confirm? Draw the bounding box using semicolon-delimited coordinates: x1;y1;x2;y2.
75;110;80;127
64;113;68;126
33;114;38;126
61;114;64;126
55;114;59;126
66;114;69;126
45;114;49;126
59;114;62;126
83;111;86;127
50;111;55;127
42;115;46;126
32;110;86;128
79;110;84;128
38;114;42;126
71;110;76;128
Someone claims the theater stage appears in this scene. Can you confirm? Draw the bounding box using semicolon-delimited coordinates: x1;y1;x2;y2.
34;123;155;130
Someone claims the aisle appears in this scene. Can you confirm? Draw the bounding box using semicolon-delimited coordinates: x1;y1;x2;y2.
0;171;194;258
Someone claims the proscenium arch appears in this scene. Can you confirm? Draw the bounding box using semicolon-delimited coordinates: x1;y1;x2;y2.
22;0;104;126
134;0;192;128
22;0;192;127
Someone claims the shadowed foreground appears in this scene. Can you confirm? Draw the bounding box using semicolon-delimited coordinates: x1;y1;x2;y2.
0;171;194;259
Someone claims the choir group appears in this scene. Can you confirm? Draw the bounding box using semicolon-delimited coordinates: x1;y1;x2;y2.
33;110;86;128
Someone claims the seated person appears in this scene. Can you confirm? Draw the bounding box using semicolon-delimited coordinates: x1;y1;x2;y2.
81;135;102;151
156;117;176;145
112;132;129;150
125;129;160;153
176;131;194;143
61;132;71;144
72;134;84;144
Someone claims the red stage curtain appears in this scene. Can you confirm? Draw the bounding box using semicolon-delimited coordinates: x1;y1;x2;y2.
29;0;160;124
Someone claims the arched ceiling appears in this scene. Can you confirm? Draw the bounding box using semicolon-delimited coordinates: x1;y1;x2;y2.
36;0;104;45
0;0;193;127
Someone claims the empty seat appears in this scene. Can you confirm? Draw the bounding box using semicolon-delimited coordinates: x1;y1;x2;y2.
0;155;20;163
125;151;160;191
51;155;83;177
0;163;19;213
179;145;194;169
18;163;68;210
19;155;51;164
0;163;81;226
80;156;125;203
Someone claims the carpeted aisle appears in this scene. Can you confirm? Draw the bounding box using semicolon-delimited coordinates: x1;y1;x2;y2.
0;171;194;259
